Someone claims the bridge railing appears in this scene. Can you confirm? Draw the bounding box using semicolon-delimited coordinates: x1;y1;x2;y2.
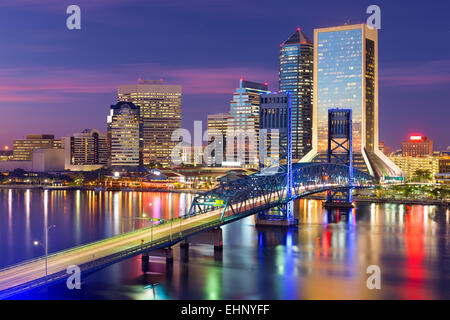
0;213;228;299
188;163;375;218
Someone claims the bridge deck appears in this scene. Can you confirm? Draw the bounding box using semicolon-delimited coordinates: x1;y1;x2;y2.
0;194;276;298
0;208;224;297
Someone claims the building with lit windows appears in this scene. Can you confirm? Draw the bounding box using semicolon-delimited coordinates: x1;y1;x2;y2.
279;28;313;160
207;113;229;166
302;23;402;180
402;135;433;157
118;79;182;167
64;129;108;171
390;155;440;182
379;141;391;156
259;93;290;171
107;102;141;167
13;134;63;161
227;79;269;168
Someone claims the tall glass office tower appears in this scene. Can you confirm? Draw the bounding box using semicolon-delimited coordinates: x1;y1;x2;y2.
279;28;313;161
227;79;269;168
118;79;182;167
107;102;141;167
303;23;401;179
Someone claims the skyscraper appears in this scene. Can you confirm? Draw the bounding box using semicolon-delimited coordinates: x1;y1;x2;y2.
107;102;141;167
207;113;229;166
227;79;269;168
303;23;401;179
402;135;433;157
13;134;63;161
118;79;182;167
64;129;108;170
279;28;314;161
259;93;290;172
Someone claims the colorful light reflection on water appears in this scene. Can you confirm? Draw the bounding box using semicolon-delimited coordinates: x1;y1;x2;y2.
0;190;448;300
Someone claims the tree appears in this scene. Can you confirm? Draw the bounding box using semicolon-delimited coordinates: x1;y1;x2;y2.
413;169;432;183
11;168;26;178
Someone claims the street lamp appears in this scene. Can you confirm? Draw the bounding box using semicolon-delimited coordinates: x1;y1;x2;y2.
34;224;56;284
137;216;176;242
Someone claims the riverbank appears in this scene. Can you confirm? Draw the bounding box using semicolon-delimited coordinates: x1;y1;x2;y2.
0;184;201;194
1;184;448;206
306;194;450;206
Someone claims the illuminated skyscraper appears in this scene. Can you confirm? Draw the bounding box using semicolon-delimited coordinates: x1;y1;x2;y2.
259;93;290;172
279;28;313;160
107;102;141;167
13;134;62;161
402;135;433;157
118;79;182;167
64;129;108;170
303;23;401;179
207;113;229;166
227;79;269;168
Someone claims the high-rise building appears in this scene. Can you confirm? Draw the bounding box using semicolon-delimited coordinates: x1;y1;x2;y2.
118;79;182;167
13;134;63;161
379;141;391;156
402;135;433;157
303;23;402;180
259;93;290;172
107;102;141;167
390;155;439;182
279;28;313;160
64;129;108;170
227;79;270;168
207;113;229;166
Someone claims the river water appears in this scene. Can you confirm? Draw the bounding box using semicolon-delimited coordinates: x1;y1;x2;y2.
0;189;449;300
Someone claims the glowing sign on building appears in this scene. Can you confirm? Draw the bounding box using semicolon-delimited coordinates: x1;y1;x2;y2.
409;136;423;141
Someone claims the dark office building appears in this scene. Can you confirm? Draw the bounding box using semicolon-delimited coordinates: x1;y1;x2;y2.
279;28;313;161
259;93;290;171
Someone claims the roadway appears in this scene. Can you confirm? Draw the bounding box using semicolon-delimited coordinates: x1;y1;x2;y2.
0;192;279;296
0;184;344;297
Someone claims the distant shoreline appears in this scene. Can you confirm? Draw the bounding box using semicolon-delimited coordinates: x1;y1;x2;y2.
1;184;448;206
306;194;449;207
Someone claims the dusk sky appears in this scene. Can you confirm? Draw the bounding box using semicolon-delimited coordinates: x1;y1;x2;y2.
0;0;449;150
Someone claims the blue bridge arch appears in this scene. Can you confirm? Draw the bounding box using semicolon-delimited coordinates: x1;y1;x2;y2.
188;163;375;221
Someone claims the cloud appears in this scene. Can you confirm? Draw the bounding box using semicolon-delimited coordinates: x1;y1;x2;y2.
0;63;277;103
380;60;450;87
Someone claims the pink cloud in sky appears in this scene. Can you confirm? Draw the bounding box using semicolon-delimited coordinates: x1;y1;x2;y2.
0;64;277;103
380;60;450;87
2;59;449;104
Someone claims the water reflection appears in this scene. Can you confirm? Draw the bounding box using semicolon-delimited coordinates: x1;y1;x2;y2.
0;190;448;300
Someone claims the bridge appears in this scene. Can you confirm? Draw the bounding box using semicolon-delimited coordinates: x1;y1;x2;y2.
0;162;374;299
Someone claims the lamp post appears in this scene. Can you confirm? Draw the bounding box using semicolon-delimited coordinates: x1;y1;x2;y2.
135;214;182;244
34;224;56;284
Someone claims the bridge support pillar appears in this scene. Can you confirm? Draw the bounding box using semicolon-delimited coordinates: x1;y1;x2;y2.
141;252;150;273
179;239;189;249
255;216;297;227
179;227;223;251
164;247;173;263
324;188;354;209
144;247;173;264
255;203;298;227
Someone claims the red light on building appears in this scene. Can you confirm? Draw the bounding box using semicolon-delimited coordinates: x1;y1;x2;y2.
264;82;268;86
410;135;423;141
297;27;301;31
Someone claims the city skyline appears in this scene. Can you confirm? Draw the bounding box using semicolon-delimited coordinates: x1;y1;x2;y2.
0;1;449;151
